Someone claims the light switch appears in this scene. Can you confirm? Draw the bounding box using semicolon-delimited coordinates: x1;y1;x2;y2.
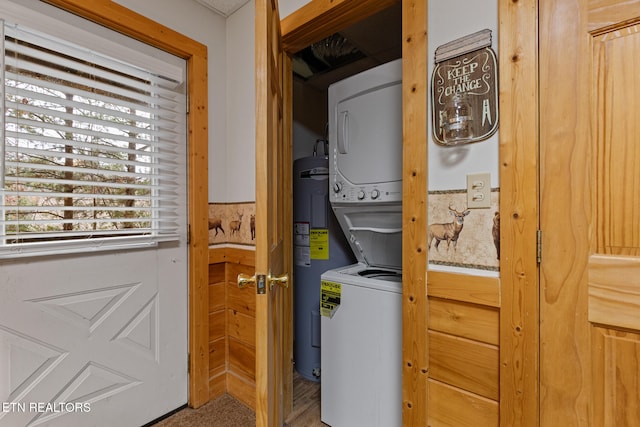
467;172;491;208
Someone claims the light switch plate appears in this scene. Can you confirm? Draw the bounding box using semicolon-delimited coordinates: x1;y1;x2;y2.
467;172;491;209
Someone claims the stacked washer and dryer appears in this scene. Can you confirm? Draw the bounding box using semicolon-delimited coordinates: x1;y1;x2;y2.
320;58;403;427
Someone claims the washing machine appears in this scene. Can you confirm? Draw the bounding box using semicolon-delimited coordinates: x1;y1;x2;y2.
320;254;402;427
321;58;403;427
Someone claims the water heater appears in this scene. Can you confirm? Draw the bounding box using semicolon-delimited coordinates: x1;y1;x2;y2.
293;153;354;382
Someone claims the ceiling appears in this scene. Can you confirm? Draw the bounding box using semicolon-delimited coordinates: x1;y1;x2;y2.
194;0;251;17
195;0;402;90
291;3;402;91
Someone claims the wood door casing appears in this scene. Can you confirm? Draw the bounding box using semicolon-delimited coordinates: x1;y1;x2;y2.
540;1;640;425
494;0;540;424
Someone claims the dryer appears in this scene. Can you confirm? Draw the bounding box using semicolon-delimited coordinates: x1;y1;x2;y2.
328;57;403;275
321;58;403;427
328;58;403;207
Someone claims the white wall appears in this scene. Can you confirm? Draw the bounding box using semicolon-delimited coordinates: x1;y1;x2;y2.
279;0;309;19
114;0;229;202
225;0;256;202
117;0;258;203
428;0;499;191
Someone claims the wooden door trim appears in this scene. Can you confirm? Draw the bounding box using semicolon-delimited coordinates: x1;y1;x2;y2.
43;0;210;408
400;0;429;423
281;0;429;423
498;0;540;425
281;0;399;53
282;53;294;419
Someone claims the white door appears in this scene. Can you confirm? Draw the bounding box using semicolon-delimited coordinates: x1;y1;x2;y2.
0;247;188;427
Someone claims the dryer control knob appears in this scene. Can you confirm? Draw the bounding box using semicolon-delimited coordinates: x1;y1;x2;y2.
371;189;380;200
357;190;366;200
333;182;343;193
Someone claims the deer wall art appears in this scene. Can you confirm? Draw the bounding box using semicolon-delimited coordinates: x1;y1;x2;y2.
428;204;471;252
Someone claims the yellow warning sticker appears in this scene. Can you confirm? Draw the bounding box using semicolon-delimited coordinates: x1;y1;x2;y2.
320;280;341;318
310;229;329;260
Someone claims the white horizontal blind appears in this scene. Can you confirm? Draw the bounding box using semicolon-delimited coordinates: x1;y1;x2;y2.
0;21;187;258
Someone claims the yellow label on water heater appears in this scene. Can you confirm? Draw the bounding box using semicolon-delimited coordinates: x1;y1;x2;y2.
310;229;329;260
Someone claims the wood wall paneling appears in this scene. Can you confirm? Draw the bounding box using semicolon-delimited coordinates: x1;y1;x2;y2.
426;270;500;424
428;379;499;427
228;308;257;346
228;371;257;410
209;338;226;374
227;263;257;315
209;372;226;400
229;337;257;380
209;310;226;341
427;271;500;308
210;246;258;265
209;282;226;313
207;247;256;409
209;263;226;284
429;298;499;346
428;331;499;401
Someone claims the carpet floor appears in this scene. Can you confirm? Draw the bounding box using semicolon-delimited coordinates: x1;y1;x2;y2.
153;394;255;427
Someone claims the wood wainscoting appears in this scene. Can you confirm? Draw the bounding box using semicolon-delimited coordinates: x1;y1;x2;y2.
208;246;257;409
427;270;501;426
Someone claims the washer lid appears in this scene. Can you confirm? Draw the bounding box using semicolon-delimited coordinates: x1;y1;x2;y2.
332;204;402;270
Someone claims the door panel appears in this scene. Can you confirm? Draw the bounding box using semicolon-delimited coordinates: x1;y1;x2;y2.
254;0;292;425
0;248;187;426
541;1;640;425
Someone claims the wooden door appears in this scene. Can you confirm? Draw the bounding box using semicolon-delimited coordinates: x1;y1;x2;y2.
540;1;640;425
254;0;293;425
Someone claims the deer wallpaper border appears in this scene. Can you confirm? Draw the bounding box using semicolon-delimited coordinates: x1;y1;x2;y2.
428;189;499;271
208;202;256;246
209;193;499;269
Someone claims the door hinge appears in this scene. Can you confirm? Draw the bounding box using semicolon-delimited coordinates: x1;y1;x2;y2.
187;224;191;245
187;353;191;374
537;229;542;264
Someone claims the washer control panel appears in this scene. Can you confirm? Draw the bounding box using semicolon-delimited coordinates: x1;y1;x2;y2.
330;175;401;203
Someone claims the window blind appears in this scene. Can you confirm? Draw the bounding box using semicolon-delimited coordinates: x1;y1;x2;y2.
0;20;187;258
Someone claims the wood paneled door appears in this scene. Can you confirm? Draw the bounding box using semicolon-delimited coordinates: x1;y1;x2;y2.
540;1;640;425
254;0;293;425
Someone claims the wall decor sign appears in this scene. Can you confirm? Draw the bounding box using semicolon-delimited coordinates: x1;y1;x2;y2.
431;29;499;145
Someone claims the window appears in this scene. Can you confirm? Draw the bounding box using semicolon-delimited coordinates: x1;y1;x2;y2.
0;19;187;258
